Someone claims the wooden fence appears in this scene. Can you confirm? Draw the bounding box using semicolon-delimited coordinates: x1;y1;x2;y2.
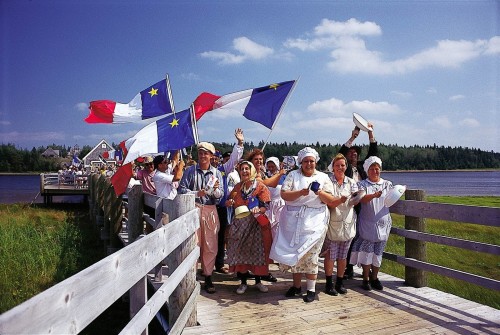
386;189;500;291
0;174;200;335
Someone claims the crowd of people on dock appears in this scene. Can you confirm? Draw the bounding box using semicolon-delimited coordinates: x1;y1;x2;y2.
113;123;395;303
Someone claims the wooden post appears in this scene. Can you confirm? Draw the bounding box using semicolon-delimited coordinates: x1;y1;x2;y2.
405;189;427;288
127;184;144;243
164;194;198;328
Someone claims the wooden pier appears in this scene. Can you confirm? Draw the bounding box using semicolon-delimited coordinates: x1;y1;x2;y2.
40;173;89;204
182;264;500;335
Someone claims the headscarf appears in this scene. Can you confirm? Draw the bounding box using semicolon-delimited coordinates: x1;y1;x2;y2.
265;157;280;171
363;156;382;174
297;147;320;165
238;160;257;180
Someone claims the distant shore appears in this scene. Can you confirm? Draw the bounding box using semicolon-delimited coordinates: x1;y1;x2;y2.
1;169;499;176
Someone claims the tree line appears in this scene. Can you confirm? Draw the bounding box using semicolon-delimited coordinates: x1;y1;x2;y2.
1;142;499;173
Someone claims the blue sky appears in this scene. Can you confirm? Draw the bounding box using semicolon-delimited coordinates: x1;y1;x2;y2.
1;0;499;153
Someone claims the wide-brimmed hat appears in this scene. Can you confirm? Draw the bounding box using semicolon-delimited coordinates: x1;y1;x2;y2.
197;142;215;154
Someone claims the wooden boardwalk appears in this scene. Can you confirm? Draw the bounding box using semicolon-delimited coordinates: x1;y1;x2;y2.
182;264;500;335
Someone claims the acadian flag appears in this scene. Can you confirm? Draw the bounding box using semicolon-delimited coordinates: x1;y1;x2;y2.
111;108;198;196
192;80;296;129
122;108;198;165
85;77;175;124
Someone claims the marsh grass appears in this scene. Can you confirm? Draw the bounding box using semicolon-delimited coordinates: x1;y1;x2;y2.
0;203;103;313
382;196;500;309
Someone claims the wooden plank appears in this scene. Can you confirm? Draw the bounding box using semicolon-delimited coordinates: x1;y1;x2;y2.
0;210;200;334
390;200;500;227
119;247;200;335
383;252;500;290
391;227;500;255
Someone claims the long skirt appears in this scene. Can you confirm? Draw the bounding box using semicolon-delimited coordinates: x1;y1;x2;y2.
196;204;220;276
226;214;268;276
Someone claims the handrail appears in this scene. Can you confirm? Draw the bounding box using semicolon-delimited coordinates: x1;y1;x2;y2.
385;189;500;291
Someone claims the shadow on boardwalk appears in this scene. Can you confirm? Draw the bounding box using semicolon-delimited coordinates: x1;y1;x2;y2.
183;264;500;335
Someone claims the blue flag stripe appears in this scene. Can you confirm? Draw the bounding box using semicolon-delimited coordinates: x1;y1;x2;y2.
243;80;294;129
156;108;196;152
140;79;173;119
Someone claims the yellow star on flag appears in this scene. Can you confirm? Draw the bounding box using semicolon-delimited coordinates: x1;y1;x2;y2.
148;87;158;97
269;83;279;90
169;118;179;128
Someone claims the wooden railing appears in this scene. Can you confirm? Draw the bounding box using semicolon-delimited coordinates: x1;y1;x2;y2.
385;189;500;291
0;174;200;335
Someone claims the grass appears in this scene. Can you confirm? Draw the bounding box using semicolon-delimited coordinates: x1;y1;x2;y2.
0;203;104;313
382;195;500;310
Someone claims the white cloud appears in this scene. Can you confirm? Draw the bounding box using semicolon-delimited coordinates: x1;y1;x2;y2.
75;102;88;111
391;90;412;98
181;72;201;81
427;87;437;94
306;97;400;117
431;116;452;129
449;95;465;101
0;131;65;144
459;118;480;127
0;120;11;126
285;18;499;75
200;37;274;65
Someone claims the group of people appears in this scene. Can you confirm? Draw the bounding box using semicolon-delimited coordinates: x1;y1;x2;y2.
129;123;395;303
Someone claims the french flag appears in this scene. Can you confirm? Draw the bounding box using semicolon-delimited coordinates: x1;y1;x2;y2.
85;77;175;124
193;80;296;129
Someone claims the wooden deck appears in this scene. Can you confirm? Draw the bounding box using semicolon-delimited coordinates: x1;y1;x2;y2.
181;264;500;335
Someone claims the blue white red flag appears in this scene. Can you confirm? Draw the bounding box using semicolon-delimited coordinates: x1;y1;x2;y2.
122;108;198;165
85;77;175;124
192;80;296;129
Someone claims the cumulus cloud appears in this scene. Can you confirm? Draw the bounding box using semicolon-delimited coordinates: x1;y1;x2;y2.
0;120;11;126
307;97;400;117
75;102;88;111
459;118;480;127
181;72;201;81
285;18;499;75
449;95;465;101
391;90;412;98
431;116;452;129
200;37;274;65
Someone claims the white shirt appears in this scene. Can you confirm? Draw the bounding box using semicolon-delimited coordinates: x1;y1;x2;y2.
153;170;178;200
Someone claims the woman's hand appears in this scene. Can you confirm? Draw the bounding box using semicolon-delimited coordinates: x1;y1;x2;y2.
226;199;235;207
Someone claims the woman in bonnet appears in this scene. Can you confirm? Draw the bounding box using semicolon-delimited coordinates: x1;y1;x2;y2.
225;161;271;294
349;156;393;291
270;147;335;303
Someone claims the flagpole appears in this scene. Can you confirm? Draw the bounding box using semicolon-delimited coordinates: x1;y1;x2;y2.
261;77;300;151
166;73;176;115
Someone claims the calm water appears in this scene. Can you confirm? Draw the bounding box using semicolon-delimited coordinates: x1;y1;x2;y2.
0;175;86;204
0;171;499;204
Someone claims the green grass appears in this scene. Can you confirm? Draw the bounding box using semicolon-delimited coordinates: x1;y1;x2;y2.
0;203;103;313
382;195;500;310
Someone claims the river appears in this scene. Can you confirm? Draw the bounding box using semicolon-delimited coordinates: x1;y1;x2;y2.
1;171;499;204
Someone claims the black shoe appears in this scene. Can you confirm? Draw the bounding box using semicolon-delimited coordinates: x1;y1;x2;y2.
303;290;316;303
204;276;216;294
370;278;383;290
261;273;277;282
285;286;302;297
335;284;348;294
325;283;338;296
344;266;354;280
362;280;372;291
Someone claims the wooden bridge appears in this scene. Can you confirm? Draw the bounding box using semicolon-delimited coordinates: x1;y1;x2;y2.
1;174;499;334
40;172;89;204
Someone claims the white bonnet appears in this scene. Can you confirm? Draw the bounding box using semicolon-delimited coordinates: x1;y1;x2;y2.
265;157;280;169
363;156;382;173
297;147;320;164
